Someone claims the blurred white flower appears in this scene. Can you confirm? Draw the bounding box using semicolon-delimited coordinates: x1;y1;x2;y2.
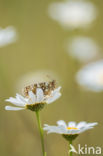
5;83;61;111
0;26;17;47
44;120;97;135
76;60;103;92
48;0;97;29
66;36;100;62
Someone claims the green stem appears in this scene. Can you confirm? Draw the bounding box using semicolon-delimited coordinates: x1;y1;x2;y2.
69;140;73;156
35;111;46;156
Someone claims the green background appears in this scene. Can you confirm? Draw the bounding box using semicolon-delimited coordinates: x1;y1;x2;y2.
0;0;103;155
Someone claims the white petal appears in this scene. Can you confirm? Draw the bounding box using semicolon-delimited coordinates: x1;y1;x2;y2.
77;122;98;133
46;92;61;104
68;122;76;127
28;91;36;103
5;97;25;106
57;120;67;128
86;122;98;127
53;87;61;94
16;94;28;104
5;106;25;111
43;125;66;134
78;127;93;133
27;99;33;105
67;129;80;134
36;88;44;102
77;122;87;128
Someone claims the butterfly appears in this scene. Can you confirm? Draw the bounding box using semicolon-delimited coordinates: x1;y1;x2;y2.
23;80;56;96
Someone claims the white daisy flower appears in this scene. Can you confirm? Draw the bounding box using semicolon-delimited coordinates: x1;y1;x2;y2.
66;36;100;63
5;81;61;111
48;0;97;29
0;26;17;47
44;120;98;141
76;60;103;92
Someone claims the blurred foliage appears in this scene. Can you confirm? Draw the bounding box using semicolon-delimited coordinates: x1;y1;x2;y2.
0;0;103;156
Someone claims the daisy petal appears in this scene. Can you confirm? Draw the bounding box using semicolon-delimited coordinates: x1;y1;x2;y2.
67;129;80;135
86;122;98;127
68;121;76;127
43;125;66;134
78;127;93;133
16;94;28;104
36;88;44;103
57;120;67;128
77;122;87;128
47;92;61;104
53;87;61;94
5;97;25;106
5;106;25;111
28;91;36;103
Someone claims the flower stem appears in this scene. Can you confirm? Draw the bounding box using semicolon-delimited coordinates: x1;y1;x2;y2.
69;140;73;156
35;111;46;156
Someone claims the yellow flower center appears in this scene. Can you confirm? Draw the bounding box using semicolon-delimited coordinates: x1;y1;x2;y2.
67;127;78;130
